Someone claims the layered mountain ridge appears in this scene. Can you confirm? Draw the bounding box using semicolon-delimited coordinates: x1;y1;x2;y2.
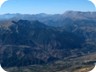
0;19;85;67
0;11;96;72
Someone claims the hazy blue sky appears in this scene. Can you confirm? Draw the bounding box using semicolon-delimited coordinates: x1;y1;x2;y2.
0;0;95;14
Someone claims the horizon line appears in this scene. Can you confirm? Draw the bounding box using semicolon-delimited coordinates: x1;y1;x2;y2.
0;10;96;15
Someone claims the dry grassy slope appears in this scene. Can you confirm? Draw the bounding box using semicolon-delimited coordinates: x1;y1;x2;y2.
4;52;96;72
68;52;96;72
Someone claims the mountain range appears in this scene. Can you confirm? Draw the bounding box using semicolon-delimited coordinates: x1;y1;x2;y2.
0;11;96;72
